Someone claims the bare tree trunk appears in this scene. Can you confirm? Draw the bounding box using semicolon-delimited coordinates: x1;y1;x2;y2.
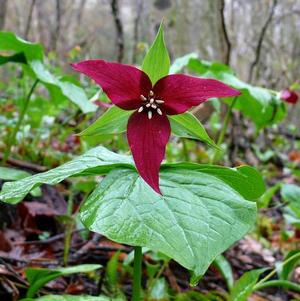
24;0;36;39
51;0;62;51
218;0;231;65
77;0;87;27
248;0;278;82
0;0;8;29
132;0;143;64
110;0;124;62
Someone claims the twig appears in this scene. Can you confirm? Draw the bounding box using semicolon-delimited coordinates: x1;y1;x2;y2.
248;0;278;82
0;153;47;172
12;229;85;246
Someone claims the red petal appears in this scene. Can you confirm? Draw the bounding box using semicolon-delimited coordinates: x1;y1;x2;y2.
153;74;240;115
71;60;152;110
127;111;171;194
280;89;298;104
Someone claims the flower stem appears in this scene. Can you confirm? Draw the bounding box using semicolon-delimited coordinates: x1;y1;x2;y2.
253;252;300;290
2;79;39;165
132;246;142;301
210;97;237;164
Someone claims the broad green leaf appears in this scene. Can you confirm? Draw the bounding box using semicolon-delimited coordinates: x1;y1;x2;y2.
106;251;120;286
164;163;265;201
0;167;41;197
0;146;133;204
213;255;234;290
142;23;170;85
30;60;97;113
0;31;43;61
169;113;219;149
230;269;265;301
0;52;26;65
258;183;281;209
0;167;31;180
0;147;264;204
281;184;300;216
79;106;132;136
169;52;198;74
0;31;97;113
80;168;257;282
149;278;169;300
277;250;300;280
21;295;115;301
186;57;286;128
25;264;101;298
79;106;218;147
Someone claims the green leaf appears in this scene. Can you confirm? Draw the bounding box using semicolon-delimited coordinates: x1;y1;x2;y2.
169;52;198;74
142;22;170;85
174;291;220;301
163;163;265;201
149;278;169;300
0;31;97;113
169;113;219;149
213;255;234;290
0;147;264;204
106;251;120;286
29;60;97;113
0;146;133;204
79;106;132;136
20;295;117;301
0;167;31;180
258;183;281;209
0;31;44;61
80;168;257;282
0;52;27;65
79;107;219;147
277;250;300;280
0;167;41;197
281;184;300;215
25;264;101;298
186;57;286;128
230;269;265;301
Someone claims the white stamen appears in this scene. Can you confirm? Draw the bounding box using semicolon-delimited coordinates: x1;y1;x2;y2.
157;108;162;115
140;95;147;101
148;110;152;119
138;106;144;113
146;103;151;107
155;99;164;104
151;104;157;109
150;98;154;104
149;90;154;97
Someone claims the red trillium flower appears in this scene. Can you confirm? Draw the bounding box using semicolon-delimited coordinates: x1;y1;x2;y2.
280;89;299;104
71;60;240;194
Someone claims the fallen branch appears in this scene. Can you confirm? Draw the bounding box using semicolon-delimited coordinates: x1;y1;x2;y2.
0;154;47;172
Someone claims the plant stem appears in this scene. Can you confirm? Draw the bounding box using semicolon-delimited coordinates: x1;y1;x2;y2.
147;260;168;296
2;79;39;165
254;280;300;292
63;194;74;266
132;246;142;301
253;252;300;289
181;138;189;161
210;97;237;164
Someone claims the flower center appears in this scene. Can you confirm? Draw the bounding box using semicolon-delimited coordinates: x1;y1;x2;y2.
138;90;164;119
